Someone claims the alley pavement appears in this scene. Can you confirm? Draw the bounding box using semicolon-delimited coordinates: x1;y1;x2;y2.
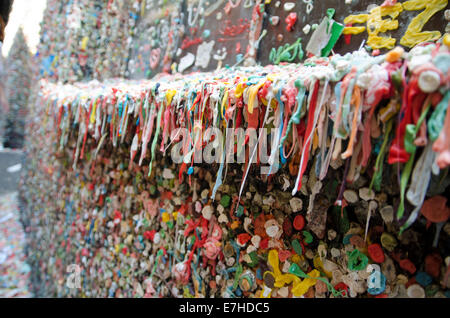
0;149;31;297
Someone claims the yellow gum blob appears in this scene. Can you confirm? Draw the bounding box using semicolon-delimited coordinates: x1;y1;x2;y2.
81;36;89;50
267;250;308;291
443;33;450;48
400;0;448;48
235;79;248;98
343;14;368;35
268;249;282;276
344;1;447;49
89;98;97;124
313;256;333;279
291;254;302;264
291;269;321;297
166;89;177;106
343;3;404;49
161;212;170;223
247;80;266;114
367;4;403;50
221;89;229;115
312;129;319;152
379;99;401;123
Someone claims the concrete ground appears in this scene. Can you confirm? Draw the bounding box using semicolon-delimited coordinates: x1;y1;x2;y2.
0;149;23;194
0;149;31;297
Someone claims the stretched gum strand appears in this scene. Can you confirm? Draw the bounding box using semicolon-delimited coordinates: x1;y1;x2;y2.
236;96;271;207
282;127;298;162
160;89;177;152
414;115;428;147
139;102;156;166
407;94;433;150
210;132;226;200
432;96;450;168
316;102;327;152
119;98;128;137
400;142;436;233
279;82;306;151
428;92;449;141
317;103;330;178
340;80;356;139
319;133;336;180
267;83;285;173
89;97;98;124
341;85;362;159
369;119;393;191
120;105;130;144
129;134;139;168
360;66;392;167
80;101;93;160
281;81;300;161
388;75;423;164
332;82;345;137
148;102;165;177
292;81;321;195
346;134;363;183
313;94;330;155
334;68;357;140
112;98;123;141
94;97;106;140
279;101;292;164
332;137;342;161
397;104;431;220
247;80;265;114
312;126;319;152
137;93;145;134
